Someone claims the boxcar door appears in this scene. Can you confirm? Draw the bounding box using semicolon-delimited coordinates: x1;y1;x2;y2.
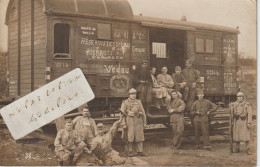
50;19;75;80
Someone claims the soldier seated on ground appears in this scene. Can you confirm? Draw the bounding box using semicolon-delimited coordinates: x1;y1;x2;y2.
172;66;189;102
54;119;86;166
86;115;127;166
72;108;98;145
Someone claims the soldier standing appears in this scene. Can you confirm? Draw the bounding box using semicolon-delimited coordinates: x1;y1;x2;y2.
190;90;217;150
167;90;185;150
181;59;200;111
54;120;86;166
133;60;153;113
230;92;252;155
120;88;147;157
72;108;98;145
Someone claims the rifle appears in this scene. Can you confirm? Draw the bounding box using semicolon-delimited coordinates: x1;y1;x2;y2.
229;103;234;153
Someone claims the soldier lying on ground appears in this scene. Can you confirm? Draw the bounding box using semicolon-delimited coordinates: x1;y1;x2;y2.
54;119;86;166
86;115;127;166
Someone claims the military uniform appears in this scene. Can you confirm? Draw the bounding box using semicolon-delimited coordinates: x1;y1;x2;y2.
54;129;86;163
181;67;200;111
191;99;217;148
157;73;173;105
89;120;126;166
133;67;152;103
73;116;98;145
168;98;185;149
120;98;147;154
172;73;189;101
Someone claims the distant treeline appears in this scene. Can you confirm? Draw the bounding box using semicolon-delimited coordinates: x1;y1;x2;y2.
238;57;256;67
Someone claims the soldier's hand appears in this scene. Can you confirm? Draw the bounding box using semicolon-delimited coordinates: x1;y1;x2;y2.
247;123;252;129
192;83;196;88
144;124;148;129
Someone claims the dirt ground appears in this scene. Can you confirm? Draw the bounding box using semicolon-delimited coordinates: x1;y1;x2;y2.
0;118;256;166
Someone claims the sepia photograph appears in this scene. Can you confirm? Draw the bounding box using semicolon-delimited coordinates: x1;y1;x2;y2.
0;0;257;166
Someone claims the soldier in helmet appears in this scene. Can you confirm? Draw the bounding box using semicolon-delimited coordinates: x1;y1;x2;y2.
230;92;252;155
190;89;217;150
181;59;200;112
87;116;127;165
120;88;147;157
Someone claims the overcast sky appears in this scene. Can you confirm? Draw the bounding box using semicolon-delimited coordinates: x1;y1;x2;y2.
0;0;257;58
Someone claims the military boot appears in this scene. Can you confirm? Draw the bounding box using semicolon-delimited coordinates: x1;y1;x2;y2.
246;148;252;155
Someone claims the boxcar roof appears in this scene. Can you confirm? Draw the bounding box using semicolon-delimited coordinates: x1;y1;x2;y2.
5;0;133;24
134;15;240;34
5;0;239;34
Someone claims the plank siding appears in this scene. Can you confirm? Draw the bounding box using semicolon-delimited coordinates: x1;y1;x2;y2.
8;20;18;97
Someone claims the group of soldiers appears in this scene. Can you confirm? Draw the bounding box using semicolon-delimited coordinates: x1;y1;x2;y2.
54;59;253;166
132;59;253;153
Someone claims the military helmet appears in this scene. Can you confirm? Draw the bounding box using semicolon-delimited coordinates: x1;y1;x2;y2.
141;60;148;64
186;59;192;64
197;89;204;95
129;88;137;94
97;123;105;128
237;92;244;97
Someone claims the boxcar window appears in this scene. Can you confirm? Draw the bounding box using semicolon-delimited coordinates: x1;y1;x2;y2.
97;23;111;40
206;39;214;53
54;23;70;57
195;38;204;52
152;42;166;58
196;38;214;53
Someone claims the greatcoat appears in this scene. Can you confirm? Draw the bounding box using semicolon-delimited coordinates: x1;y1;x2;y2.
120;99;147;142
231;100;252;142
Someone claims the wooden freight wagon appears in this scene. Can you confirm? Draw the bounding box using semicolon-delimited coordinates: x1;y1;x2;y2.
5;0;240;123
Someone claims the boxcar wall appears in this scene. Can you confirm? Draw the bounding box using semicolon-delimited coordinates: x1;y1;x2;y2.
6;0;240;112
186;30;239;102
48;17;148;99
6;0;48;97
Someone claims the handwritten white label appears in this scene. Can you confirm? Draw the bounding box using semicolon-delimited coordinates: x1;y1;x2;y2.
0;68;95;140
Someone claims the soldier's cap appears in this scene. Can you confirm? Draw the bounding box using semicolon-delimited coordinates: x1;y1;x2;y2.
186;59;192;64
237;92;244;97
82;108;90;112
141;60;148;64
129;88;137;94
175;66;181;71
65;119;72;124
197;89;204;95
97;123;105;128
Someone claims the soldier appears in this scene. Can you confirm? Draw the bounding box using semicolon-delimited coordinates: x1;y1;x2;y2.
157;66;174;106
172;66;189;101
167;90;185;150
133;60;153;113
54;119;86;166
72;108;98;145
181;59;200;112
190;90;217;150
120;88;147;157
87;116;127;166
151;66;168;109
230;92;252;155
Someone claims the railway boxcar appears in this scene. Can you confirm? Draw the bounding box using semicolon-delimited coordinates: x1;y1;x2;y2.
5;0;240;124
